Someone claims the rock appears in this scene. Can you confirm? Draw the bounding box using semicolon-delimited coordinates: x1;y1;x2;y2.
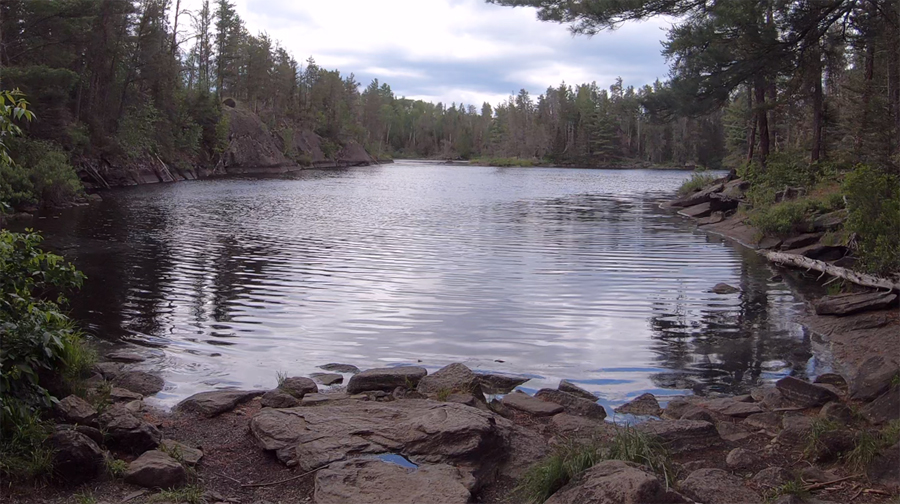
558;380;599;401
280;376;318;398
318;363;360;374
812;210;848;231
803;245;848;262
49;430;103;484
781;232;822;250
813;373;847;389
743;412;783;434
110;387;143;402
175;389;265;417
615;393;661;416
752;466;791;489
475;372;529;394
680;407;716;423
670;183;724;208
716;421;754;443
346;366;428;394
726;447;760;470
446;393;476;406
758;237;782;250
544;460;686;504
313;458;472;504
799;466;836;483
124;450;186;489
98;404;161;454
535;389;606;420
774;415;813;446
679;468;762;504
750;386;791;410
808;429;857;462
112;371;164;396
309;373;343;386
869;441;900;491
711;283;740;294
815;291;898;316
775;376;838;408
550;414;611;438
850;356;898;401
54;395;98;426
697;211;726;225
818;402;853;423
704;397;763;418
417;363;483;400
55;424;104;445
299;392;364;406
104;350;146;363
635;420;722;454
94;362;123;378
261;389;301;408
678;202;712;218
502;391;564;417
661;399;692;420
860;386;900;425
250;399;536;489
160;439;203;466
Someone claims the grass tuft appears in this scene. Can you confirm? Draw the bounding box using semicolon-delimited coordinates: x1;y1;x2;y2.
275;370;287;387
803;418;841;460
151;485;204;504
677;172;717;196
846;429;880;472
105;456;128;479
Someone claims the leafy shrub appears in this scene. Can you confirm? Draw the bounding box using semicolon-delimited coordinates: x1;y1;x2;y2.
2;139;83;209
117;104;162;160
748;200;811;237
843;165;900;275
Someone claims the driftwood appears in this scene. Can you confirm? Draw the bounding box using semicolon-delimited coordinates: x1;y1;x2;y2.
760;250;900;291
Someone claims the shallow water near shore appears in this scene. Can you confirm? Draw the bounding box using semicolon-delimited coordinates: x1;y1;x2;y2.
19;161;830;409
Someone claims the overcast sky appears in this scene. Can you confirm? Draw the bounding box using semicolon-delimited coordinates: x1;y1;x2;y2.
179;0;672;107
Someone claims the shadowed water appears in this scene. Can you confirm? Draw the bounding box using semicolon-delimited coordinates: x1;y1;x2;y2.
22;162;826;408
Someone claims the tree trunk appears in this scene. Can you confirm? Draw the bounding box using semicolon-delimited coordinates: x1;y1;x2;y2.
856;32;875;154
746;85;757;163
811;46;824;163
170;0;181;55
754;75;769;164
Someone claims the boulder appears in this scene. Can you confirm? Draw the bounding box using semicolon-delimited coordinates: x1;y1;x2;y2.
615;393;661;416
55;424;104;445
98;404;161;454
711;283;740;294
110;387;143;403
750;386;791;410
774;415;813;446
818;402;853;423
635;420;722;454
679;468;762;504
160;439;203;466
725;447;760;470
703;398;763;418
104;350;146;363
550;414;612;439
346;366;427;394
417;363;483;400
175;389;265;417
670;183;724;208
535;389;606;420
850;356;898;401
475;372;529;394
811;210;847;231
780;233;822;250
558;380;598;401
112;371;164;396
124;450;186;489
775;376;838;408
501;391;564;417
661;399;692;420
716;421;754;443
802;245;847;262
261;389;301;408
49;430;103;484
751;466;791;489
544;460;686;504
860;386;899;425
94;362;123;378
679;407;716;423
446;393;476;406
310;373;343;386
280;377;319;398
318;363;360;374
743;412;783;434
815;292;898;316
313;459;472;504
54;395;98;426
814;373;847;389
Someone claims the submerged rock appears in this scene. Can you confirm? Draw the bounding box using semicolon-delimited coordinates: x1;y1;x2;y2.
314;459;472;504
710;283;740;294
545;460;686;504
104;350;146;363
319;363;360;374
310;372;344;386
175;389;265;417
615;393;661;417
346;366;428;394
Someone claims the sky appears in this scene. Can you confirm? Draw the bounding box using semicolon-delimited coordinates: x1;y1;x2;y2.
177;0;673;107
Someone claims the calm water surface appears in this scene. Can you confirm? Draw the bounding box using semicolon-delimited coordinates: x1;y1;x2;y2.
23;162;827;409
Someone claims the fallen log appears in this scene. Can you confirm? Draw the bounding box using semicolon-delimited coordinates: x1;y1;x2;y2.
759;249;900;291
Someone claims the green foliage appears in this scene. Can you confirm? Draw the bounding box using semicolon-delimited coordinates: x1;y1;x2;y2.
3;138;84;209
105;456;128;479
117;104;162;160
803;418;841;460
151;485;204;504
749;200;811;238
0;409;53;480
435;388;452;402
0;89;36;167
604;427;673;487
846;429;880;472
677;172;717;196
766;479;810;502
320;139;340;160
472;157;536;167
74;491;97;504
843;165;900;275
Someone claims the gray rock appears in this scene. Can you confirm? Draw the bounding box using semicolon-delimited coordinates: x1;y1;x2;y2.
280;376;318;398
752;466;791;489
446;393;476;406
818;402;854;423
725;447;760;470
750;386;791;410
104;350;146;363
711;283;740;294
670;182;724;208
98;404;161;454
811;210;847;231
661;399;693;420
635;420;722;454
160;439;203;466
775;376;838;408
558;380;599;401
319;363;360;374
814;373;847;389
799;466;836;483
850;356;898;401
112;371;164;396
124;450;186;489
417;363;483;399
54;395;98;426
860;386;899;425
110;387;143;403
781;232;822;250
615;393;661;416
716;421;754;443
55;424;104;445
678;201;712;218
704;398;763;418
775;415;813;446
535;389;606;420
550;414;612;439
314;459;472;504
815;291;897;316
680;468;762;504
175;389;265;417
346;366;427;394
50;430;103;484
544;460;686;504
680;407;716;423
299;392;364;406
94;362;123;378
261;389;301;408
743;411;783;434
501;391;564;417
309;373;343;386
475;372;529;394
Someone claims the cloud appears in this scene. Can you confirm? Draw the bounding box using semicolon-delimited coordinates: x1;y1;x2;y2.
177;0;671;106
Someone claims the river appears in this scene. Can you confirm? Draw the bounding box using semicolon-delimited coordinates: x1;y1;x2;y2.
18;161;829;410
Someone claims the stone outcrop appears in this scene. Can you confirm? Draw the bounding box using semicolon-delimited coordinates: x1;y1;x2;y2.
314;459;472;504
544;460;686;504
501;391;564;417
50;430;104;484
124;450;186;489
534;389;606;420
54;395;98;426
679;468;762;504
112;371;164;396
615;393;661;416
346;366;428;394
476;372;529;394
175;389;265;417
280;377;318;398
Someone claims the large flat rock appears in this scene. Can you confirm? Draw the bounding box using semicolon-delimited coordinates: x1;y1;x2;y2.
175;389;265;417
314;459;472;504
545;460;686;504
635;419;722;454
346;366;427;394
501;391;564;417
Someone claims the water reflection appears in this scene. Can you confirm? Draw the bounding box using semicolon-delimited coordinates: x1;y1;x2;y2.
17;163;818;407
